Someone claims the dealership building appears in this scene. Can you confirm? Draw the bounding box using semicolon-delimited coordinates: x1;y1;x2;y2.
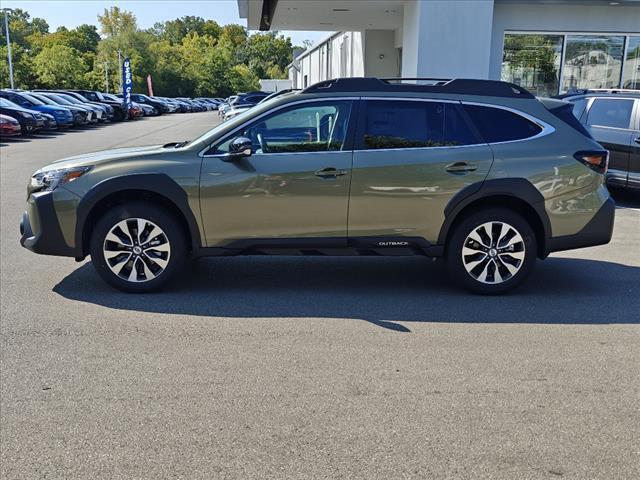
238;0;640;96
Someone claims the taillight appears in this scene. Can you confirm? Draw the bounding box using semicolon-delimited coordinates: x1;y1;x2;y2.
574;150;609;174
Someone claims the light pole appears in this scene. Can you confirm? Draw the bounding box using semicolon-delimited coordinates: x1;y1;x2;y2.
2;8;14;89
104;62;109;93
117;50;122;93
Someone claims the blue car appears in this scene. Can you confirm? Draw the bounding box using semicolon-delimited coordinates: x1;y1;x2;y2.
0;90;74;128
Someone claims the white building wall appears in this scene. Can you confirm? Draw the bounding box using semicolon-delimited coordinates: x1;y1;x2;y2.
489;3;640;80
364;30;398;78
402;0;494;79
290;31;366;88
287;1;640;89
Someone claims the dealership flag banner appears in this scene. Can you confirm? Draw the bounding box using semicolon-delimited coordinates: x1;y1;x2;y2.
122;57;133;110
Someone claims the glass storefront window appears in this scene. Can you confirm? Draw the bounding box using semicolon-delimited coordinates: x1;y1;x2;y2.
502;34;563;97
561;35;625;92
622;36;640;90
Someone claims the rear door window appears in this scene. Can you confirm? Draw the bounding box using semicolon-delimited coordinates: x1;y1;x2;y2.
462;105;542;143
359;100;481;150
586;98;634;129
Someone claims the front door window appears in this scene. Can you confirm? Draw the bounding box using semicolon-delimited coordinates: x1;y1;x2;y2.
214;101;353;154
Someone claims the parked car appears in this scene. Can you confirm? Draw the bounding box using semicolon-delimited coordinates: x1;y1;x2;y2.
70;90;127;122
195;98;220;109
44;90;113;122
219;93;269;119
136;102;158;116
0;113;21;137
32;92;98;123
0;90;74;128
40;112;58;131
29;92;90;126
559;88;640;190
223;89;299;121
0;98;44;133
34;91;105;123
19;77;615;294
128;93;170;114
162;97;192;113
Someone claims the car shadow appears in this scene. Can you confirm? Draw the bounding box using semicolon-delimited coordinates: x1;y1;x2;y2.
54;256;639;332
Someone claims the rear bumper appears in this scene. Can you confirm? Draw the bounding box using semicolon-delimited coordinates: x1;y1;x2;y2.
545;195;615;255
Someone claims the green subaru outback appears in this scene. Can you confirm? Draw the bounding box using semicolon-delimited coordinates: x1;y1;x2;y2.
20;78;615;294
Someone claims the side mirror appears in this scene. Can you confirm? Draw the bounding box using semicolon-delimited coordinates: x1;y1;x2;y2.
226;136;253;159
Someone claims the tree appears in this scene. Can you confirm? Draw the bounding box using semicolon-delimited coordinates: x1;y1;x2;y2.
227;64;259;94
0;44;37;89
1;6;297;95
0;8;49;48
155;16;221;45
33;44;87;88
98;6;137;38
244;32;292;79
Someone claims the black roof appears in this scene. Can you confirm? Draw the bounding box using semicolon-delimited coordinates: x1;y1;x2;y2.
301;77;535;99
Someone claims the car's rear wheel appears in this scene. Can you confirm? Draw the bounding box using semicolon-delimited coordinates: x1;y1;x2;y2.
446;208;537;294
89;203;186;292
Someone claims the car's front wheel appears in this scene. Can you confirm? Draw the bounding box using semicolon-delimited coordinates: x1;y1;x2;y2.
89;203;186;292
446;208;537;294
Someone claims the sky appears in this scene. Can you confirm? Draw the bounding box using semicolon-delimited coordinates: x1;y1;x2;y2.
2;0;329;46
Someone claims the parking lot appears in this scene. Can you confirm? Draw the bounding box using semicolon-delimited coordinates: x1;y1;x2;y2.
1;112;639;479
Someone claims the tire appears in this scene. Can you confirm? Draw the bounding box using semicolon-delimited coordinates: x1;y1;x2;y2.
89;202;186;293
445;208;537;295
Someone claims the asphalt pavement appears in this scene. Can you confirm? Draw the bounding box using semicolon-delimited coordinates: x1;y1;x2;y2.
1;113;639;479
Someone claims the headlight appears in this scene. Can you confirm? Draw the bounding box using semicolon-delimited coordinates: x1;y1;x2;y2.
19;112;33;119
29;166;92;193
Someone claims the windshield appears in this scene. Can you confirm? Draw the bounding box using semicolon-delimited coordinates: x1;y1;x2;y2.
30;93;55;105
58;94;83;105
19;93;45;106
0;98;20;108
46;94;73;106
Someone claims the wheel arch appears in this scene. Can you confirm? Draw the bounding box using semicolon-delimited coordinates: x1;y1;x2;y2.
438;178;551;258
75;173;202;258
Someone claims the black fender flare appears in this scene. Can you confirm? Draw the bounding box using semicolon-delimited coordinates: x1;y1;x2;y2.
437;178;552;250
74;173;202;255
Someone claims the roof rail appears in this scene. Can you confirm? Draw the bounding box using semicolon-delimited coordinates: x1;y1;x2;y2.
301;77;535;98
569;88;640;94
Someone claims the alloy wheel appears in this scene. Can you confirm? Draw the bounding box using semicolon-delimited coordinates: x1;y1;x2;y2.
103;218;171;283
461;221;525;284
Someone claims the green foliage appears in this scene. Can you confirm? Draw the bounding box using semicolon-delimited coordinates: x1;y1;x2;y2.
0;7;294;96
33;44;87;88
0;44;37;89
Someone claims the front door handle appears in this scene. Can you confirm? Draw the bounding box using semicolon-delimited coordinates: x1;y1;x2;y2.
314;167;347;178
634;137;640;145
445;162;478;174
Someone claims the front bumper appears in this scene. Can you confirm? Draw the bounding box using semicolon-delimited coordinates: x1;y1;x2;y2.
545;195;615;255
20;191;78;257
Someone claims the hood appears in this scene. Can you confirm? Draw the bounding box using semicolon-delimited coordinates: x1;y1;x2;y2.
1;104;38;115
44;144;166;170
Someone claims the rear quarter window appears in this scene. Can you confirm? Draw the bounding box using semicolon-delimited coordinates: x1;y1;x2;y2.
463;105;542;143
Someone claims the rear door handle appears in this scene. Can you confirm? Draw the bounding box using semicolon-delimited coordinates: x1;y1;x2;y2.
445;162;478;174
634;137;640;145
314;167;347;178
